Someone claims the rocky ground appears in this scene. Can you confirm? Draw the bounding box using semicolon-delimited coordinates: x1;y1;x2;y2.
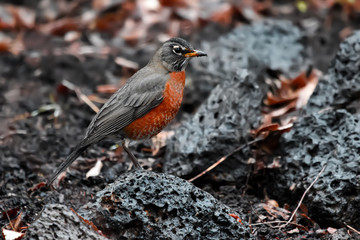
1;1;360;239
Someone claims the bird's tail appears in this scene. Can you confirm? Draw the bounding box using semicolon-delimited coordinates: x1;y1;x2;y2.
47;143;88;186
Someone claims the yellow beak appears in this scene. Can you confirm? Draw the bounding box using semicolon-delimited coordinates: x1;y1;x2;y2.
184;50;207;58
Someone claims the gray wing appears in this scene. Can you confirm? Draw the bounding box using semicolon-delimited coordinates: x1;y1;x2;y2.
82;68;168;146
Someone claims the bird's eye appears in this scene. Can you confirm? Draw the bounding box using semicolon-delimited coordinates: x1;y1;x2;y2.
172;45;182;55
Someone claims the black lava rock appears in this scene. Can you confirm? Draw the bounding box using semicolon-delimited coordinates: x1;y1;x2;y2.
308;31;360;112
164;69;263;180
83;170;252;239
184;20;308;113
276;110;360;228
25;204;106;240
192;19;308;89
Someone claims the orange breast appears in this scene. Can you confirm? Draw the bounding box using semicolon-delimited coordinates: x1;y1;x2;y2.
123;71;186;140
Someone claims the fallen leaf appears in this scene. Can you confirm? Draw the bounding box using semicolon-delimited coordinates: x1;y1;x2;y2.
28;182;46;192
299;203;308;216
87;94;108;104
14;6;35;29
37;18;82;36
86;159;103;178
115;56;139;70
0;41;10;52
287;228;300;234
12;212;23;232
253;123;279;137
295;69;321;109
2;229;24;240
151;130;175;156
339;26;353;40
260;203;291;220
266;199;279;208
210;4;236;26
96;84;119;94
0;5;16;29
266;158;281;169
159;0;191;8
92;0;135;33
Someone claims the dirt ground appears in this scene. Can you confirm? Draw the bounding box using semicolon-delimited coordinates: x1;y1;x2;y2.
1;1;360;239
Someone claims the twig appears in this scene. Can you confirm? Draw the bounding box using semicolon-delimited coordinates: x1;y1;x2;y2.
344;222;360;235
0;130;27;140
5;211;15;231
251;220;287;226
250;165;326;230
277;164;327;229
250;202;305;229
251;220;307;229
188;138;262;182
75;88;99;113
62;80;99;113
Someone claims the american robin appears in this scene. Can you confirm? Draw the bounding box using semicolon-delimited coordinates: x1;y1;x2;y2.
47;37;207;185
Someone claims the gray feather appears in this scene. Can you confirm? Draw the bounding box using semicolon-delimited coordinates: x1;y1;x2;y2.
83;67;168;146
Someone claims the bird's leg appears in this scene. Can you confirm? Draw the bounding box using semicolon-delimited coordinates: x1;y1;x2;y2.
122;140;142;169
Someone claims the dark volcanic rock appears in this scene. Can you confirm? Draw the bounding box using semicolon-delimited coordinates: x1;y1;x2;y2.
184;20;308;113
307;31;360;112
271;110;360;229
164;69;263;180
191;20;308;93
25;204;106;240
83;170;252;239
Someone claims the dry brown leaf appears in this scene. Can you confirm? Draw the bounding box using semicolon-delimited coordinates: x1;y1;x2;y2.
0;41;10;53
12;212;23;232
264;69;320;108
37;18;82;36
287;228;300;234
210;4;236;26
151;130;175;156
295;69;321;109
115;57;139;70
159;0;192;8
96;84;119;94
87;95;108;104
0;5;16;29
299;203;308;216
327;227;337;234
252;123;279;137
14;6;35;29
92;0;135;33
0;4;35;30
28;182;46;192
260;203;291;220
339;26;353;40
92;0;113;10
263;100;297;118
266;199;279;208
266;158;281;169
263;69;321;118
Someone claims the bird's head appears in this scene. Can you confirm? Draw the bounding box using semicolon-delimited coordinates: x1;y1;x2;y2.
158;37;207;72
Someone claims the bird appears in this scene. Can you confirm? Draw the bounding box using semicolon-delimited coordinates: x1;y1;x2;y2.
47;37;207;186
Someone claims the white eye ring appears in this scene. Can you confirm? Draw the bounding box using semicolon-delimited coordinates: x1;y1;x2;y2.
172;45;182;55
